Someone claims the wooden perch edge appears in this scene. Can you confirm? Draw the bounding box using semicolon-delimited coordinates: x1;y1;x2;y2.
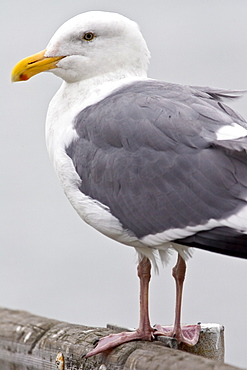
0;307;244;370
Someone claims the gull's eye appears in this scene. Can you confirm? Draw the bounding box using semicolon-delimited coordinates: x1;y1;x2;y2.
82;32;95;41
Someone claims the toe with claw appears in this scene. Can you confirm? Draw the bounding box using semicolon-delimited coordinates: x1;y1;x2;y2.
153;323;201;346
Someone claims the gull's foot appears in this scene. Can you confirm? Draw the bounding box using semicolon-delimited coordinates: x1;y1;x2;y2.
153;323;201;346
85;329;154;358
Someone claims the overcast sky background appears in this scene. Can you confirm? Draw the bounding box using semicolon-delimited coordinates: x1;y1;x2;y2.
1;1;247;368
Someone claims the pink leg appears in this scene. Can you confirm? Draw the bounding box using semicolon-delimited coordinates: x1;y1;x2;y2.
154;254;200;346
85;257;154;357
136;257;154;339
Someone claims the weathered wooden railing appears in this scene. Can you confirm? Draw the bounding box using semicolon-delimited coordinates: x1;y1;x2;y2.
0;307;244;369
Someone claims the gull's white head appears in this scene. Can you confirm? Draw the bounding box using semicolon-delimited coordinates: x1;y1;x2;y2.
12;11;150;84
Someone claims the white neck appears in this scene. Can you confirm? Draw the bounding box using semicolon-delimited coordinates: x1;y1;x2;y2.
52;69;147;113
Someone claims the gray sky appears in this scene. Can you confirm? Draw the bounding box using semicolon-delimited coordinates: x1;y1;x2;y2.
1;1;247;368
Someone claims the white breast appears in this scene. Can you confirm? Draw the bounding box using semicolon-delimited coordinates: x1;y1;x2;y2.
45;75;154;243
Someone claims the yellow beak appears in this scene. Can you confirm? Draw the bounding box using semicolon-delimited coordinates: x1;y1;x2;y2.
11;49;64;82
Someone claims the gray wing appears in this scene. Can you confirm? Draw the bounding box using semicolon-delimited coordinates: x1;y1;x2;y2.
66;81;247;258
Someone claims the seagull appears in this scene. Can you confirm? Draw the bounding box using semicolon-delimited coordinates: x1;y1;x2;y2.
12;11;247;357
